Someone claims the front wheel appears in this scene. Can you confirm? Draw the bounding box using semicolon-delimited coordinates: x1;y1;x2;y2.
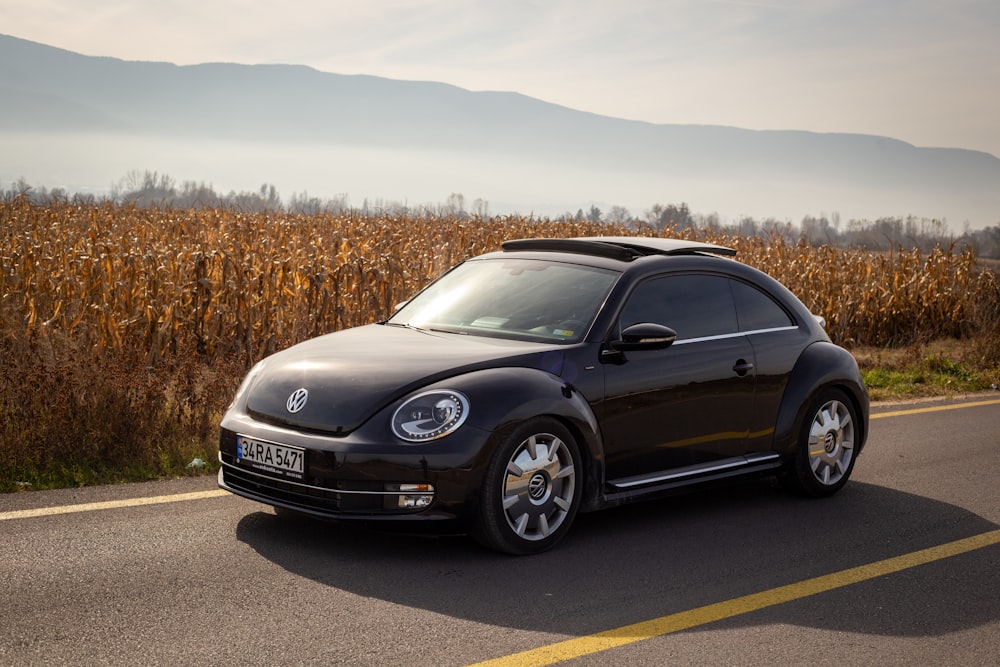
783;389;859;497
474;418;583;555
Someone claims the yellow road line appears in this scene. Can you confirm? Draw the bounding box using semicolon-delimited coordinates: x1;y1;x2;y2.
469;528;1000;667
871;397;1000;420
0;489;229;521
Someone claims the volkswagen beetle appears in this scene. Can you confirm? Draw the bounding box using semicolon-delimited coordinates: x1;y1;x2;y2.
218;236;869;554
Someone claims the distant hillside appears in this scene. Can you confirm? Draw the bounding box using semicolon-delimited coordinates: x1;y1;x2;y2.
2;33;998;226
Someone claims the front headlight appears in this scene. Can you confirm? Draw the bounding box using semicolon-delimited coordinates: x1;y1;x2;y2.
391;390;469;442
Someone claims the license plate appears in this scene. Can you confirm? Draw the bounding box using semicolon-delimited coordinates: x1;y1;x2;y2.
236;435;305;479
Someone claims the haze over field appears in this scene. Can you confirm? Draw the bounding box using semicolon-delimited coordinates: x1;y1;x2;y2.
1;1;998;227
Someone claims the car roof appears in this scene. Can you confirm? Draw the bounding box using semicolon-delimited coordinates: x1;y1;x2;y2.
501;236;736;262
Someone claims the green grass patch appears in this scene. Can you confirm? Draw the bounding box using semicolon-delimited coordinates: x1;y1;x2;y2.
855;339;999;401
0;442;220;494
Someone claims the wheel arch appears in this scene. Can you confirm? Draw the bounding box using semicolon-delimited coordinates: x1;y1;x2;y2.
772;341;870;457
436;367;606;512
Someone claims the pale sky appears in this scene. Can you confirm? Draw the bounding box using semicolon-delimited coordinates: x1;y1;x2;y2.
4;0;999;158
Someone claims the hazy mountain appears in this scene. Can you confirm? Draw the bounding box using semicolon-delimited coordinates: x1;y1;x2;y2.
2;33;998;227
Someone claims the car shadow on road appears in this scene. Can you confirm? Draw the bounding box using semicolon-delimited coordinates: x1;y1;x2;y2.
235;479;998;637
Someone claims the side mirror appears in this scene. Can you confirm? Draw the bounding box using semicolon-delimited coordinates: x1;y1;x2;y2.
610;323;677;351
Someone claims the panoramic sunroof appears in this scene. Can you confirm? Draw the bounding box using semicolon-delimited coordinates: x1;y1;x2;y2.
501;236;737;261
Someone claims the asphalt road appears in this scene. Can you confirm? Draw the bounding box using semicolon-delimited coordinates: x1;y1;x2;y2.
2;395;998;666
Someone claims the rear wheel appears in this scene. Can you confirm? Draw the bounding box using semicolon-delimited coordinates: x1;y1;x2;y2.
783;389;859;497
474;418;582;555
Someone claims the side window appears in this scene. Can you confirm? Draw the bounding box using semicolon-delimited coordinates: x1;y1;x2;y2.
619;274;738;341
730;280;794;332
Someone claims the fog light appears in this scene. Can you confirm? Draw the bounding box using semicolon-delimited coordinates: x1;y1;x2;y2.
385;483;434;509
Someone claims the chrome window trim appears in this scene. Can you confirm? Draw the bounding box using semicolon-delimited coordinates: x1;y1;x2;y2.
671;325;798;346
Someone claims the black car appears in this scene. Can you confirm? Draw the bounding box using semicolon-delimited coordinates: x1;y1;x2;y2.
219;236;869;554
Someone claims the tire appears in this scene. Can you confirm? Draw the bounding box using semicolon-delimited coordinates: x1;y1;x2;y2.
474;418;583;555
783;389;860;497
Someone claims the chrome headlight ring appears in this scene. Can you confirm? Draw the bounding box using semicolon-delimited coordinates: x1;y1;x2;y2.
391;390;470;442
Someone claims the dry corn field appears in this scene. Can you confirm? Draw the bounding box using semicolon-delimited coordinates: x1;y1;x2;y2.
2;199;999;490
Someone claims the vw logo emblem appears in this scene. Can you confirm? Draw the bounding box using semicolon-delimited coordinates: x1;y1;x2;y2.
286;388;309;414
528;473;548;500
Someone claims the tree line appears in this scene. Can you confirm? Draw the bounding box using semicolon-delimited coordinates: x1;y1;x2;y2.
557;202;1000;257
5;171;999;258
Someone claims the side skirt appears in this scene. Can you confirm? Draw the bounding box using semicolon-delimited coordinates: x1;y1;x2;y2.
597;452;784;509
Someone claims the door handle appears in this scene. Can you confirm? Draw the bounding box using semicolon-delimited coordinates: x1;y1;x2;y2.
733;359;754;376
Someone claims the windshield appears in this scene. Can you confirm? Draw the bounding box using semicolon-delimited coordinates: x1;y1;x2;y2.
388;258;619;343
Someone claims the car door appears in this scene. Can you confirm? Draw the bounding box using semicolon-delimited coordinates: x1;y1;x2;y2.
599;272;758;483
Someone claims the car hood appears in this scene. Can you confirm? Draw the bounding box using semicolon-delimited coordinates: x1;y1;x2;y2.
244;324;567;434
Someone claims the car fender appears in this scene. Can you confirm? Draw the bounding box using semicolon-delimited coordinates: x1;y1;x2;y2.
772;341;870;456
421;366;605;509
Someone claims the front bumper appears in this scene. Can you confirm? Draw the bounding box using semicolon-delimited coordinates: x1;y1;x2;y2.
217;417;496;525
218;462;442;516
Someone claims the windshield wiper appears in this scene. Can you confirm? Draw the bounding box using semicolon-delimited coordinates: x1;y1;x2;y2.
384;321;443;334
384;321;470;336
